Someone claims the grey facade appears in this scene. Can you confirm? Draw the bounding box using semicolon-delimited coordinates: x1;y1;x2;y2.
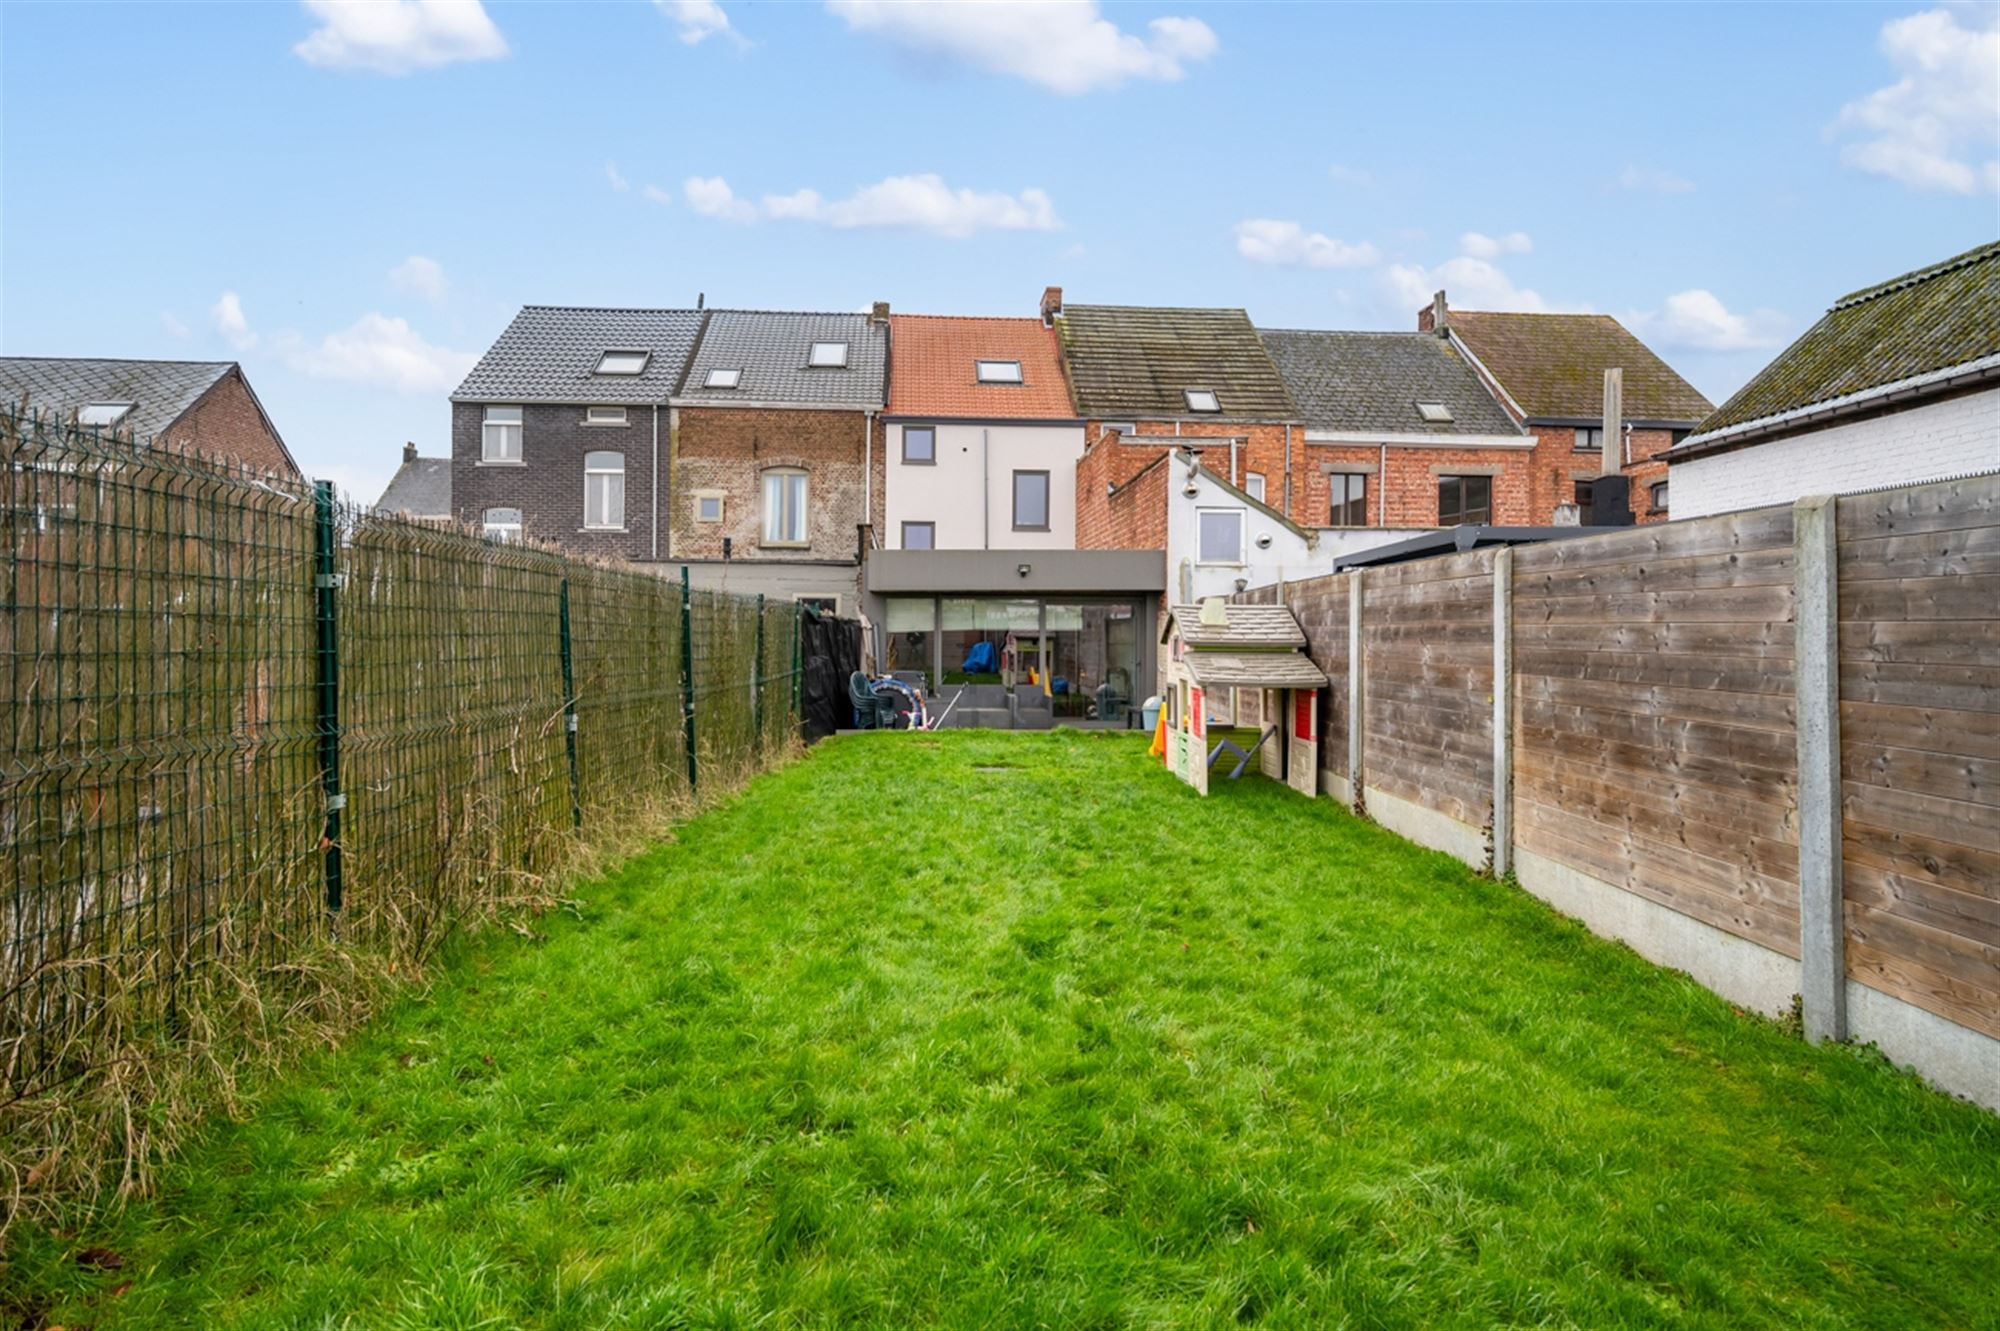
451;399;665;561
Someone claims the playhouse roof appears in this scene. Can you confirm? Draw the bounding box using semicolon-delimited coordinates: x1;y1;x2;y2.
1181;651;1328;690
1162;602;1307;649
1162;602;1327;690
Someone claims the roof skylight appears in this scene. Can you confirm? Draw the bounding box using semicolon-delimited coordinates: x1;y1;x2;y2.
594;350;650;375
808;342;849;368
976;359;1023;384
1184;388;1220;413
1416;401;1454;423
78;402;133;427
705;368;743;389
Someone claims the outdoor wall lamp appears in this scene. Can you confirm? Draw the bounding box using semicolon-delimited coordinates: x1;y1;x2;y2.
1017;562;1032;578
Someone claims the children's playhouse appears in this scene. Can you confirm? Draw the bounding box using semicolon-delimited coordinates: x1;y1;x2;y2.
1159;599;1327;797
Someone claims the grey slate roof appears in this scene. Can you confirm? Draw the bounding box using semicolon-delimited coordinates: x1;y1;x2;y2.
1057;305;1298;421
452;306;705;403
676;310;888;408
376;454;451;517
1258;330;1525;438
0;357;236;442
1163;603;1309;649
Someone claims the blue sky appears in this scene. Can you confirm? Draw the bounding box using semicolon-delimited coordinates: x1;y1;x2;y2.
3;1;1995;501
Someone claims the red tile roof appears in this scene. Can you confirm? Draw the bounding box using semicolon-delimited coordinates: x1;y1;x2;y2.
887;314;1076;419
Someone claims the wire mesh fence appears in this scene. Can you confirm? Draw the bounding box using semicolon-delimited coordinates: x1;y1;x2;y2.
1;408;803;1157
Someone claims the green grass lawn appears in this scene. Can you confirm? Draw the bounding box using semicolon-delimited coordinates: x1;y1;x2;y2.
10;731;1998;1329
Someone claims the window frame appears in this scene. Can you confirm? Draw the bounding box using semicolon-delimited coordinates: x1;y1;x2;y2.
482;507;523;543
584;405;628;426
704;367;743;390
975;359;1023;384
693;491;725;523
1437;474;1493;526
807;341;849;369
902;425;936;465
1196;506;1245;565
1011;469;1051;532
1573;425;1605;453
901;520;936;550
1327;472;1368;527
78;402;134;428
582;450;626;530
1649;480;1669;513
761;467;810;547
1244;472;1266;503
480;404;524;463
1415;401;1453;424
593;350;650;376
1184;388;1221;414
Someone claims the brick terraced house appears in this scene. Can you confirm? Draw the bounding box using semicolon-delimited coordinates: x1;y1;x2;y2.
669;306;888;612
450;305;703;560
1420;294;1713;524
0;356;298;477
1258;328;1532;547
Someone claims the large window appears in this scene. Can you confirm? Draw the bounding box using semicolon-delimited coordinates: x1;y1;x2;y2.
1328;473;1367;526
482;507;522;542
885;598;935;686
1198;508;1243;563
481;405;522;462
901;521;935;550
584;451;625;529
762;468;809;546
1013;470;1050;531
903;426;936;464
1438;474;1492;526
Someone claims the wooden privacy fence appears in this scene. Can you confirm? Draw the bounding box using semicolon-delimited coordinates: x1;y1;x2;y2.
1238;471;1999;1109
1;410;803;1126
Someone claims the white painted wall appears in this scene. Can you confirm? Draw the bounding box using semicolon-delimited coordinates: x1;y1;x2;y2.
1165;460;1324;607
885;421;1085;549
1672;389;2000;519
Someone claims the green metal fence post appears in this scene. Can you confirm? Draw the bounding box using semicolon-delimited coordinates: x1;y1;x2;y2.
311;481;345;923
680;565;698;793
753;593;767;750
791;600;804;733
559;577;582;827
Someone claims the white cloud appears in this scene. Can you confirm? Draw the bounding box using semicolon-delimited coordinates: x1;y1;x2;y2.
644;182;678;207
211;291;258;351
1835;8;1999;194
656;0;742;45
1327;163;1374;187
682;173;1061;236
287;313;478;394
160;312;190;340
1459;230;1533;259
825;0;1217;94
292;0;507;74
388;255;447;303
1637;289;1788;352
606;161;630;192
1233;218;1379;269
1618;164;1695;194
1386;257;1572;317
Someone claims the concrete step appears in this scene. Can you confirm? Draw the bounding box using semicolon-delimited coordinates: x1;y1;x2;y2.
948;708;1014;730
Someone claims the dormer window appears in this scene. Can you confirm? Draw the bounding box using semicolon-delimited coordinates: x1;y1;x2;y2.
1184;388;1220;414
594;350;649;376
78;402;134;427
705;368;743;389
807;342;848;368
976;359;1022;384
1416;402;1453;424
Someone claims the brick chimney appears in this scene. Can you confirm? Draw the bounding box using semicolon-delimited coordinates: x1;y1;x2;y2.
1419;290;1449;333
868;300;890;325
1039;285;1063;325
403;441;418;463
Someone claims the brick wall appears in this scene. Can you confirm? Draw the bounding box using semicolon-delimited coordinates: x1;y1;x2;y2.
1533;424;1679;526
1083;419;1300;520
452;401;660;560
1301;442;1537;527
1075;432;1169;550
158;369;296;477
670;405;883;564
1670;388;2000;520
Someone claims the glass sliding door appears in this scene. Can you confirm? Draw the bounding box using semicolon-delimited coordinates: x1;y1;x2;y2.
884;597;936;688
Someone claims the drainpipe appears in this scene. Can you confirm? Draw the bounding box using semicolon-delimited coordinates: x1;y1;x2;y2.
1378;442;1387;526
650;404;660;560
864;409;875;545
982;427;991;549
1229;439;1238;489
1283;423;1292;520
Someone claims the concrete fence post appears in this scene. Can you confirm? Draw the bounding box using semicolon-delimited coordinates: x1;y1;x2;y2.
1794;494;1847;1042
1347;568;1365;812
1491;547;1514;878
